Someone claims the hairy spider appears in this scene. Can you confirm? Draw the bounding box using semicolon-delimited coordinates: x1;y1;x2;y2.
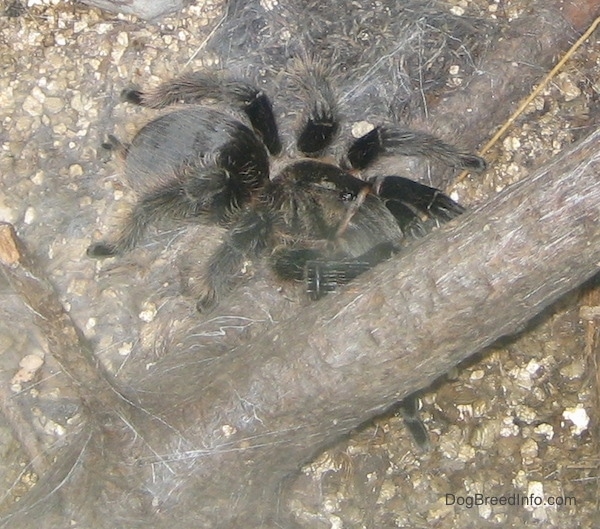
87;68;485;311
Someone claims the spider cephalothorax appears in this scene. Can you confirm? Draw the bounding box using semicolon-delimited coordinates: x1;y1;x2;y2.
88;68;485;311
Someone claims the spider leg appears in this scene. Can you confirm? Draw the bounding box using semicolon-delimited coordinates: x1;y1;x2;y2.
381;200;429;238
193;209;274;311
121;72;282;155
305;241;397;300
346;126;486;171
270;247;325;282
295;63;339;156
100;134;129;159
285;160;370;197
373;175;465;225
87;181;193;257
398;393;430;450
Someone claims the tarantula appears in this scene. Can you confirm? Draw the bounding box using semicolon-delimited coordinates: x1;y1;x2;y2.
87;68;485;311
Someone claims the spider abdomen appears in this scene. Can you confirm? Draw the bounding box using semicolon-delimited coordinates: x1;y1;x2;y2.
123;108;269;197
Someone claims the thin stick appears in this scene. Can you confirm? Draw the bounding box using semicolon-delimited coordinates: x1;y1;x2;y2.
0;223;131;418
183;13;227;70
451;15;600;190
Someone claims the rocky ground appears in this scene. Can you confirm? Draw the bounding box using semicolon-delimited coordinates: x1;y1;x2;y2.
0;0;598;527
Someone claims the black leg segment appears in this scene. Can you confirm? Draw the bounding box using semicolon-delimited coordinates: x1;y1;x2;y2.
296;102;339;156
398;394;430;450
294;61;340;156
375;175;465;221
194;209;275;311
271;247;325;282
346;126;384;170
240;89;282;156
305;242;397;300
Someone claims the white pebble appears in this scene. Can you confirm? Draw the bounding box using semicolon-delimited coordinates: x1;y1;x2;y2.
117;32;129;47
31;171;45;185
221;424;237;437
24;206;36;224
526;359;540;374
534;423;554;440
139;303;157;322
351;120;375;138
31;86;46;103
470;369;484;381
73;20;88;33
69;164;84;177
562;406;589;435
23;95;43;117
19;354;44;372
520;438;538;462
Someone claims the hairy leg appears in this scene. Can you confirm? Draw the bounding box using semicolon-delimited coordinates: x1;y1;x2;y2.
100;134;129;159
398;393;430;450
346;125;486;171
122;72;282;155
270;247;325;282
374;175;465;223
304;242;397;300
192;209;274;311
293;61;339;155
87;182;195;257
